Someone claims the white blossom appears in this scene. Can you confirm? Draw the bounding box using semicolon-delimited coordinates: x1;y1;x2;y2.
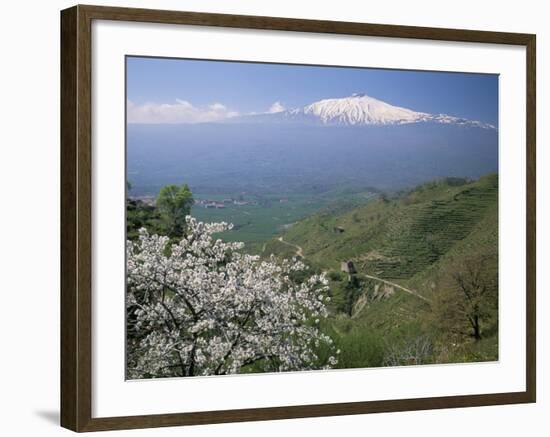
127;216;337;378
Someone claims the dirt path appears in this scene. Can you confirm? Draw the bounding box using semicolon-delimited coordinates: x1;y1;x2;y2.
274;236;429;305
277;236;304;257
363;273;431;303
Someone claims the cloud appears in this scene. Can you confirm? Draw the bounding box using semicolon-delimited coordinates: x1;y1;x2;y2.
267;101;286;113
127;99;239;124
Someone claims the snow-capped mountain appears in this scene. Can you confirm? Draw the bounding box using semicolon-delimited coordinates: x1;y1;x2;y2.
249;93;496;129
297;93;431;126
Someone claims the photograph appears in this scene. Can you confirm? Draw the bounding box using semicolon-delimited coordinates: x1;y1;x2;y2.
125;57;499;379
0;0;543;434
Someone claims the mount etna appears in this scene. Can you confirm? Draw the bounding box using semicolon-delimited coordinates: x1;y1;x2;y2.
128;93;498;195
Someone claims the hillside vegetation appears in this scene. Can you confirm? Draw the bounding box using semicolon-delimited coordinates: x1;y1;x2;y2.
264;174;499;367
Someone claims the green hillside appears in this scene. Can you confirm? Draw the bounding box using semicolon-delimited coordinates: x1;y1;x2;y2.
264;174;499;367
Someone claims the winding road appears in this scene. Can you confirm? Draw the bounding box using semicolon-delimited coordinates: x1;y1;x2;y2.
277;237;304;257
273;237;430;305
363;274;431;303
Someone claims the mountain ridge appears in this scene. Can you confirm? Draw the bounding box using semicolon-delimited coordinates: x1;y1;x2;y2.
236;93;497;129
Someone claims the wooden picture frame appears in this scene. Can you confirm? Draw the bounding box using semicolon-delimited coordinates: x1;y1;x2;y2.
60;4;536;432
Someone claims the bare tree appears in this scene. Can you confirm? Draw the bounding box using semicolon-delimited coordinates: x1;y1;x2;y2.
451;255;497;341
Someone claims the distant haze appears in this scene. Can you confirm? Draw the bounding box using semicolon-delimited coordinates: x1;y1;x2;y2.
127;61;498;196
127;116;497;196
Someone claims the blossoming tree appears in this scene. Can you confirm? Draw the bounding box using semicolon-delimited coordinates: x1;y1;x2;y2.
127;216;338;378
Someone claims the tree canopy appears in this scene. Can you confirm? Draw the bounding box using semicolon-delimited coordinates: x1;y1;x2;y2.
126;217;338;378
156;184;194;238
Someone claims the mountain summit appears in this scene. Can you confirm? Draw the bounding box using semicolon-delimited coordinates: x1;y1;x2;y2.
252;93;496;129
295;93;431;126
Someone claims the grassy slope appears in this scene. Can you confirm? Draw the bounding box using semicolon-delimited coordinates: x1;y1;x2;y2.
264;174;499;367
278;174;497;275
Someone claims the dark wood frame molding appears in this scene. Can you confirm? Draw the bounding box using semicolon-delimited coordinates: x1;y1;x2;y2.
60;4;536;432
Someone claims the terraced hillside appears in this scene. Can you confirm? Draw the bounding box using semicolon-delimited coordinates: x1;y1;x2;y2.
264;174;499;367
271;174;497;279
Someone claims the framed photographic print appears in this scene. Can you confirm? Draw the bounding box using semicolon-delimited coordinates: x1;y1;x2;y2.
60;4;536;432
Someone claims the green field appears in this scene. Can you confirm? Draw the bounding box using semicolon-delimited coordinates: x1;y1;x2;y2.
191;190;378;246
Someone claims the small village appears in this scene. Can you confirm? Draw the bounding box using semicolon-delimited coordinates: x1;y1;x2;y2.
194;197;257;209
129;195;259;209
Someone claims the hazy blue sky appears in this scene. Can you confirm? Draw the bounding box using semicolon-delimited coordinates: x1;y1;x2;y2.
126;56;498;126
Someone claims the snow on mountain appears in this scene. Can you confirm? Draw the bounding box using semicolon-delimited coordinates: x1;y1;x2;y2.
270;93;496;129
295;93;430;125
